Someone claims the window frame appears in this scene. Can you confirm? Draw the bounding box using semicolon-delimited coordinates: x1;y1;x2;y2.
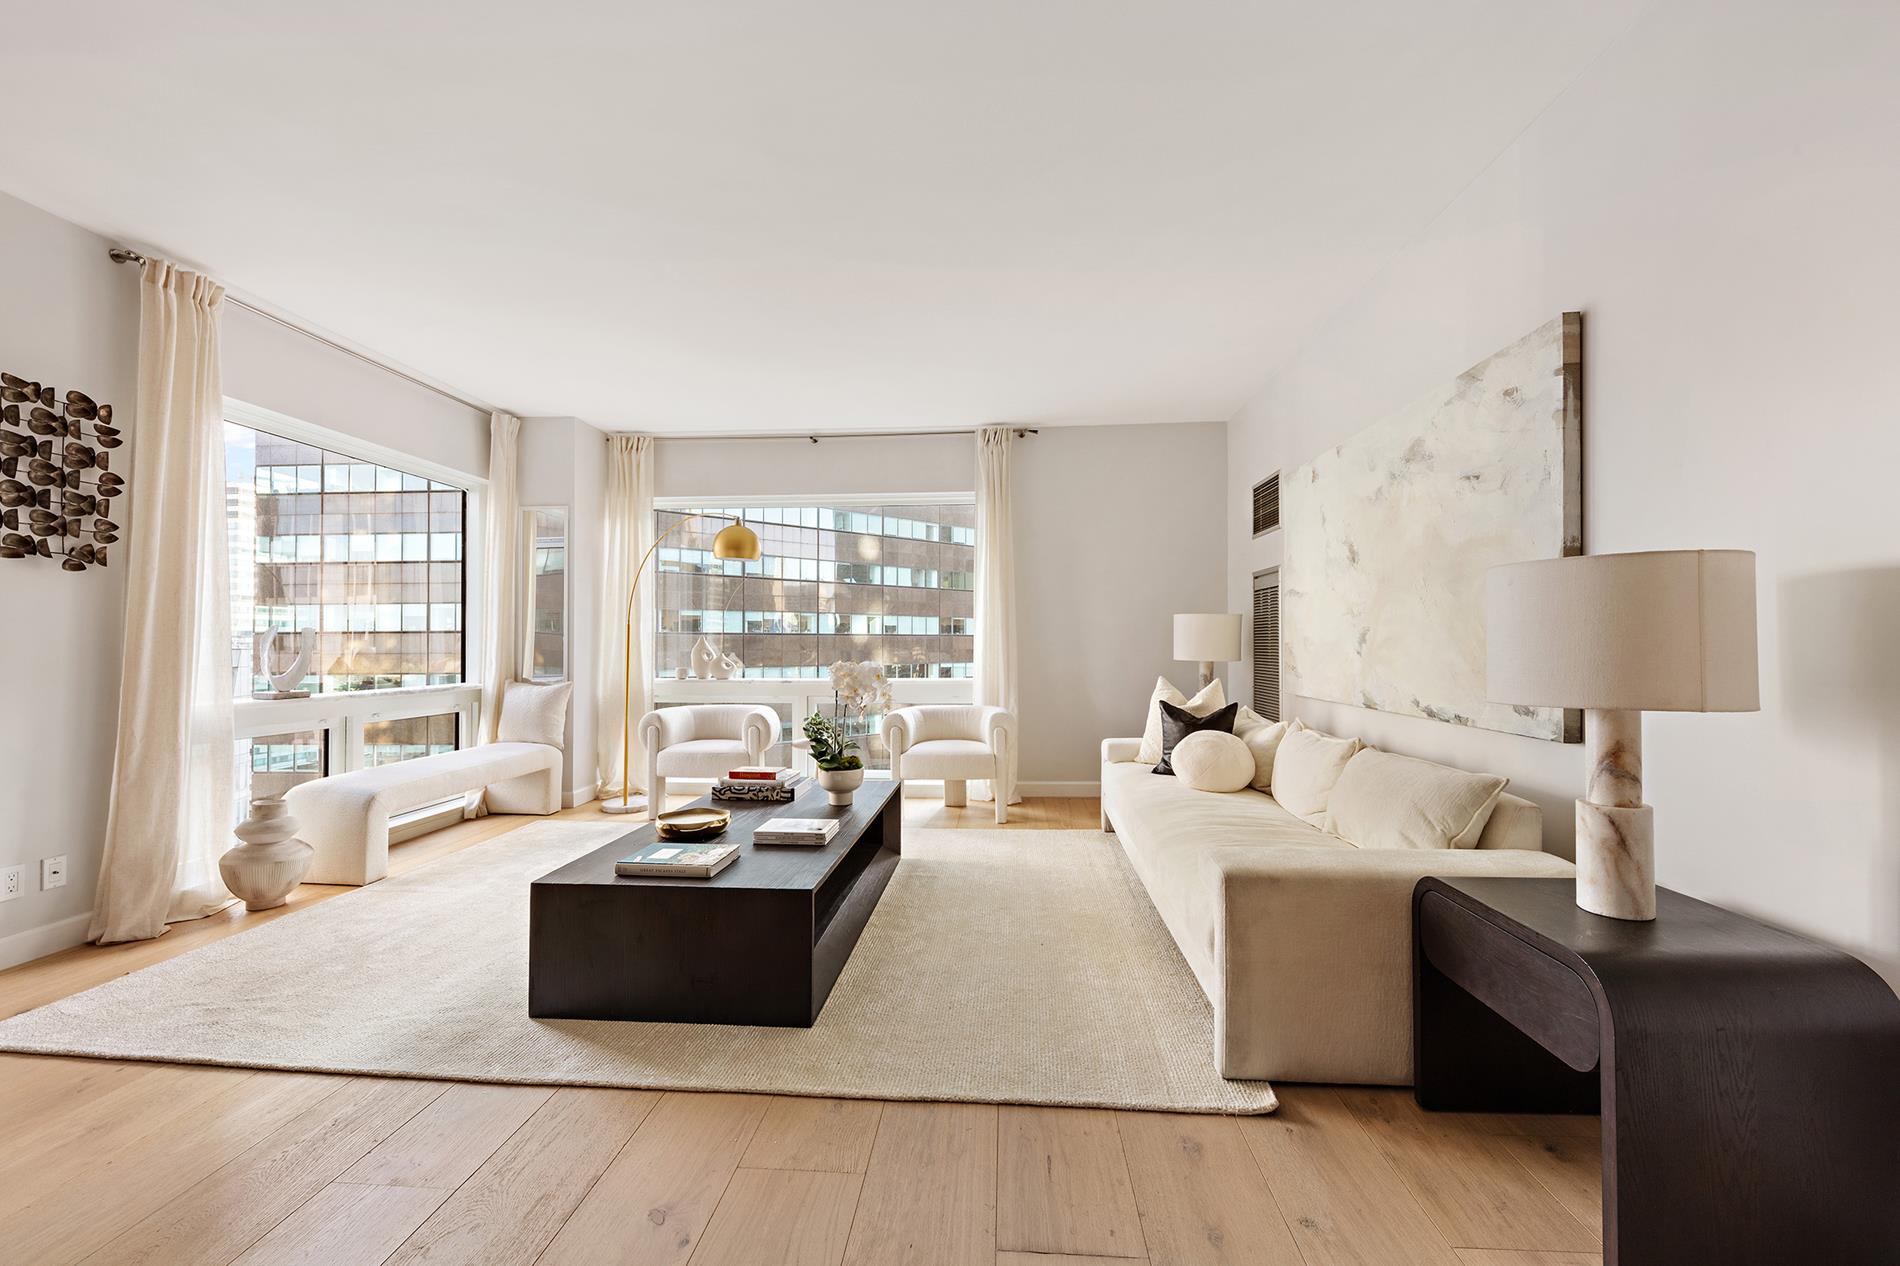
649;491;977;778
224;397;487;787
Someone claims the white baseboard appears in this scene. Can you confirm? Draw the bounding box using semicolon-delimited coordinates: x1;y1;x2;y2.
564;781;599;809
1017;780;1101;798
0;910;92;971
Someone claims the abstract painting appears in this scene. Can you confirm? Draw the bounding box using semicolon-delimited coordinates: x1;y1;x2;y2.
1282;313;1581;741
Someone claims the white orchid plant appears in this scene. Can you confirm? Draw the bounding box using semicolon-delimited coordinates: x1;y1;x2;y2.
803;659;894;771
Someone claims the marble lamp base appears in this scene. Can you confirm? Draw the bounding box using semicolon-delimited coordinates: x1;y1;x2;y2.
1575;799;1656;921
1575;707;1657;922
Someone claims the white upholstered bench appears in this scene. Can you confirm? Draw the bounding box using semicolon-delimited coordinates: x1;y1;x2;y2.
285;742;562;886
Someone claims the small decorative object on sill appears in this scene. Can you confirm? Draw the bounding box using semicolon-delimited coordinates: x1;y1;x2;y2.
220;771;317;911
0;371;121;572
254;627;318;699
689;635;719;679
710;651;743;680
803;659;892;806
673;666;687;680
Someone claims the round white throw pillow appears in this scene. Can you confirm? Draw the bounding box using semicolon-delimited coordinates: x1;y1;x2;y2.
1169;731;1255;793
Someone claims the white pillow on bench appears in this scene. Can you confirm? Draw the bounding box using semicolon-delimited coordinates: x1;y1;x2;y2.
498;679;573;748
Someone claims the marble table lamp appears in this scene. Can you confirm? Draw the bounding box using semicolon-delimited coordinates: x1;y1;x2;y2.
1485;551;1760;921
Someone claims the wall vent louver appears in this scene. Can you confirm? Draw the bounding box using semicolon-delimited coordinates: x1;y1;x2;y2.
1252;571;1281;723
1251;472;1280;536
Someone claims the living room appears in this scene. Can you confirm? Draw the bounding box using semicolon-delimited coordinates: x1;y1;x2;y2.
1;2;1896;1264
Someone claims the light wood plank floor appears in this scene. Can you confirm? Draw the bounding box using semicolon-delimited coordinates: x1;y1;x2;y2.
0;797;1603;1265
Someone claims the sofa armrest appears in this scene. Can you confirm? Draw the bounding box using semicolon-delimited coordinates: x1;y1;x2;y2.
1209;844;1575;1083
1101;737;1142;765
1475;791;1543;850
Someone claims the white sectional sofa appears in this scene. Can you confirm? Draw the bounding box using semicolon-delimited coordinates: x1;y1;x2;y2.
1101;732;1575;1085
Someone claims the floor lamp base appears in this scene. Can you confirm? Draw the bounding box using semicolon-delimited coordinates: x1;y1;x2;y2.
600;794;648;815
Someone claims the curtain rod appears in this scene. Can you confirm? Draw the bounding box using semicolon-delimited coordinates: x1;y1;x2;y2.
651;426;1039;444
108;247;498;416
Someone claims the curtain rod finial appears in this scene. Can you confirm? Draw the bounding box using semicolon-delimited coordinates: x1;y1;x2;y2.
108;247;147;265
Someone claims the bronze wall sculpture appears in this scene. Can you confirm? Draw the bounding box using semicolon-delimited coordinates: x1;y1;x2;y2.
0;370;121;572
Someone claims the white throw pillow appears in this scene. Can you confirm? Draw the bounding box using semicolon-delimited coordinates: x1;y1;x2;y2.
1169;731;1256;793
497;679;572;748
1231;707;1287;792
1138;676;1226;765
1327;748;1509;850
1270;720;1364;825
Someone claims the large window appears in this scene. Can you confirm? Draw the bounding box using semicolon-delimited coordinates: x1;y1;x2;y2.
654;501;976;681
225;422;467;695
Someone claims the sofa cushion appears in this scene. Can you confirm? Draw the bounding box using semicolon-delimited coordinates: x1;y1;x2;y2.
1231;707;1287;792
1155;700;1238;774
1169;731;1256;792
1328;748;1509;850
1271;721;1364;825
497;679;571;747
1138;676;1225;765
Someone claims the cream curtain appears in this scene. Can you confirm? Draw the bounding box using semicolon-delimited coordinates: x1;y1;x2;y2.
597;434;656;803
89;260;237;944
973;426;1021;804
477;411;522;747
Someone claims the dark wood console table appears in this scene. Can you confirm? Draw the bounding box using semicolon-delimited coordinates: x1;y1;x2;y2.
1413;876;1900;1265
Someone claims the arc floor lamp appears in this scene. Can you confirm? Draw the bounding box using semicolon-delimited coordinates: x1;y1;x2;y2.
601;512;762;815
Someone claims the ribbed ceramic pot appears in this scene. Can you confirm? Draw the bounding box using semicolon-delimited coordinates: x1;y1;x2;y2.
220;798;315;912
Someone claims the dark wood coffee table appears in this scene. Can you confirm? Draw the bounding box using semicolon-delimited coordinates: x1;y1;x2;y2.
528;778;902;1027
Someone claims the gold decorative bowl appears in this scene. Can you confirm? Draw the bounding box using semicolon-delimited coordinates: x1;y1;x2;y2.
656;806;731;842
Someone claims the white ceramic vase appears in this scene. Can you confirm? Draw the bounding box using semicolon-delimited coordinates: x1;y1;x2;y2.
816;766;865;807
220;796;314;911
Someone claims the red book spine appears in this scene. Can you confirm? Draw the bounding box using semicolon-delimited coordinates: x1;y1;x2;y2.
727;770;781;781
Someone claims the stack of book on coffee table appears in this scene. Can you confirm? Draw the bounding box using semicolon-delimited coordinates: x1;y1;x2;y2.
753;817;841;847
712;766;804;803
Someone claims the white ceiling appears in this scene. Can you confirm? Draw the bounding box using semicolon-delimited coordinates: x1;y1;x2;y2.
10;2;1642;433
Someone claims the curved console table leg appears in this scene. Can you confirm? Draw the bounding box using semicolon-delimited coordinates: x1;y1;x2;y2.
1415;876;1900;1266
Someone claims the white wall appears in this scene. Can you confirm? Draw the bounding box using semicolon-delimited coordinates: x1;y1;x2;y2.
1227;0;1900;986
0;191;491;967
0;191;137;965
658;422;1228;787
1018;422;1228;784
223;309;488;480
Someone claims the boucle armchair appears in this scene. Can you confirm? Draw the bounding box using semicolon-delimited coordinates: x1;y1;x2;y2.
638;704;779;818
883;705;1016;823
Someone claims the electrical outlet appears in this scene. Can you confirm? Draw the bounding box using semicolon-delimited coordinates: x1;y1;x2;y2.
1;864;21;902
41;855;67;890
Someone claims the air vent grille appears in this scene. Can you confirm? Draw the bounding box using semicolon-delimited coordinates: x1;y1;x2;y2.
1251;473;1280;536
1252;572;1280;722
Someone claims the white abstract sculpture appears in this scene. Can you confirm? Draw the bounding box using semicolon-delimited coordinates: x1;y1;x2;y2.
256;627;317;699
689;635;719;679
711;651;744;680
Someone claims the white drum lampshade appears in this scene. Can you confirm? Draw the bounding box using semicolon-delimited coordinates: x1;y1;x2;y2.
1485;550;1759;920
1174;613;1242;688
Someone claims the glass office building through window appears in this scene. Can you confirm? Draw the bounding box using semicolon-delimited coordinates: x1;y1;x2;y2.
654;501;976;680
225;422;467;696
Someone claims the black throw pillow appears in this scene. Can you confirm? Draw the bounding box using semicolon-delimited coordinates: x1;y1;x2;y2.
1154;700;1239;775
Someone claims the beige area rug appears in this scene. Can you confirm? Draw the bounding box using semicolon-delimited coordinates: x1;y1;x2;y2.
0;822;1276;1114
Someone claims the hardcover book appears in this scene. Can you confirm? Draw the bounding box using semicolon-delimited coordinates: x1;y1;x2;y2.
614;840;740;879
726;766;794;781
